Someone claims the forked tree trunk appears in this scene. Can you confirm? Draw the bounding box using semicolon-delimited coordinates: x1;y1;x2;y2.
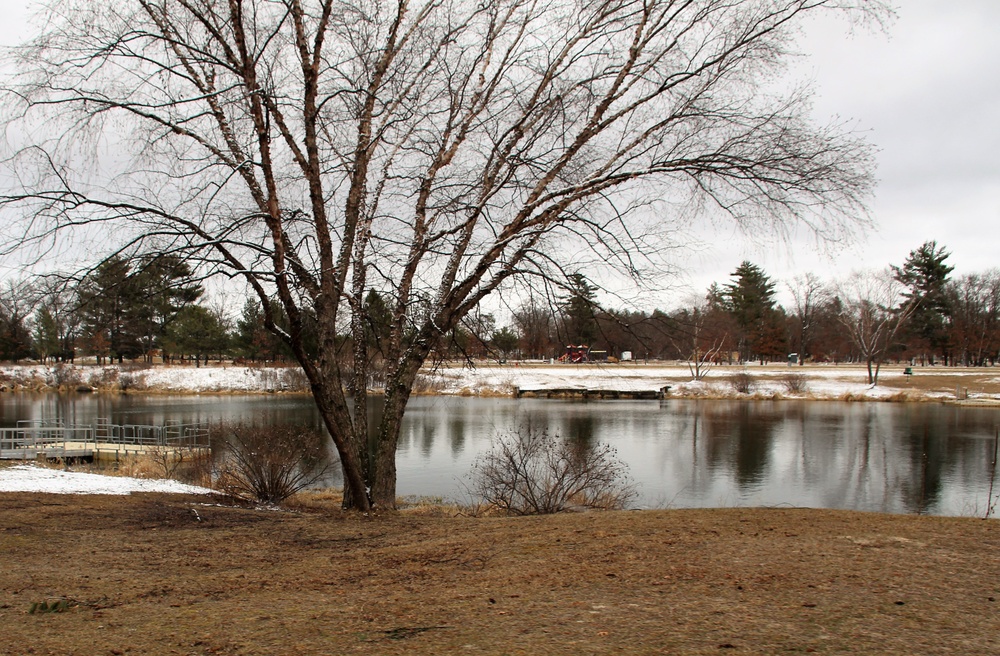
313;384;372;512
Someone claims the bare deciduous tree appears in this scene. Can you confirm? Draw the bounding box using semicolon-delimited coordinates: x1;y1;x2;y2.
1;0;883;509
787;272;830;364
837;269;917;385
947;271;1000;367
669;301;729;380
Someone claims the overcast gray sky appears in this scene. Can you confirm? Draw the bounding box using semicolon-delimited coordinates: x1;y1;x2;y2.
677;0;1000;305
1;1;997;309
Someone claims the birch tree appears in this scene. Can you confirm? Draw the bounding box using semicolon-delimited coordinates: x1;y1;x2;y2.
1;0;883;509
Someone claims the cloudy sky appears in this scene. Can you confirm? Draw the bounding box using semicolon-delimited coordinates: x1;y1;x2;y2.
0;1;997;309
676;0;1000;305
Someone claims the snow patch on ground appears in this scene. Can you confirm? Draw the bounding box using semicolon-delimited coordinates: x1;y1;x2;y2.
0;464;215;495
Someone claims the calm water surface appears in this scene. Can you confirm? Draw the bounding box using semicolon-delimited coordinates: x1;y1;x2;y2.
3;394;999;516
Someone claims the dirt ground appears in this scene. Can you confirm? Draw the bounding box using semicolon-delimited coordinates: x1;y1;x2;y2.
882;367;1000;398
2;493;999;655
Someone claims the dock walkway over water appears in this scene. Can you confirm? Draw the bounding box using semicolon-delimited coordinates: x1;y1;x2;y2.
0;420;210;461
513;385;671;400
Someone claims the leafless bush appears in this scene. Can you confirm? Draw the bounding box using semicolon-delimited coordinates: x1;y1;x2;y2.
212;424;330;505
115;363;150;391
411;373;445;394
339;355;389;393
278;366;310;392
780;373;809;394
256;366;310;392
729;371;757;394
256;367;280;391
143;445;212;484
116;371;142;391
469;427;636;515
1;368;40;389
48;364;82;388
88;367;120;389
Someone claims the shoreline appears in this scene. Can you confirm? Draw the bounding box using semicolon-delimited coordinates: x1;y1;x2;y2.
1;361;998;404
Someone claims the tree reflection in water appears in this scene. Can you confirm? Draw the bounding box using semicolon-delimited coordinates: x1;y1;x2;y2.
3;394;999;515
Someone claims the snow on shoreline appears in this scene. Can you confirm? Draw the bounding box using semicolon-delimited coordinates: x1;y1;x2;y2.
0;464;214;495
0;361;995;401
422;362;988;401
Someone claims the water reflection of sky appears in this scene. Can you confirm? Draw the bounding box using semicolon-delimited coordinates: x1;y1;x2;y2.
3;394;999;516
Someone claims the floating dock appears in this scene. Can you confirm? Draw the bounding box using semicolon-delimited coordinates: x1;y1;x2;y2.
513;386;671;400
0;420;209;461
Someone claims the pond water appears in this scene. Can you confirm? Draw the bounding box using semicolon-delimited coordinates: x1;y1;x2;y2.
2;393;999;516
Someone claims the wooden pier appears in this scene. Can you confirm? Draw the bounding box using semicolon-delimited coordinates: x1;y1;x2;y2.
514;386;671;400
0;421;209;461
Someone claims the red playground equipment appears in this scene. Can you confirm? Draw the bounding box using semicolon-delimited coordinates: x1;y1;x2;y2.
559;345;590;363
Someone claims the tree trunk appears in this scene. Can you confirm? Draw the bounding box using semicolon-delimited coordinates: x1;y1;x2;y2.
365;355;425;508
314;385;372;512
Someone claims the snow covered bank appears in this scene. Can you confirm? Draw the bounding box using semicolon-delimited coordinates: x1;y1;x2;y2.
1;361;997;401
0;363;309;394
422;362;975;401
0;464;214;495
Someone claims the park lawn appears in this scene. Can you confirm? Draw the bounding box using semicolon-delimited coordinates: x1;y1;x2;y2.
2;493;999;655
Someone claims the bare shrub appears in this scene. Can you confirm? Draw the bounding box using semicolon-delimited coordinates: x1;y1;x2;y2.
278;366;310;392
256;367;280;391
113;453;162;479
88;367;119;389
780;373;809;394
117;365;149;391
4;368;41;389
49;364;82;388
145;445;211;484
411;373;445;395
255;366;310;392
339;355;389;393
729;371;757;394
469;427;636;515
212;424;330;505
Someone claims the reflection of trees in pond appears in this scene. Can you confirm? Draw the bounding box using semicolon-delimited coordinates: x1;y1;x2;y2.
702;402;779;490
823;405;888;512
9;394;1000;512
888;407;935;514
449;415;466;456
564;411;597;451
418;422;437;458
895;406;980;515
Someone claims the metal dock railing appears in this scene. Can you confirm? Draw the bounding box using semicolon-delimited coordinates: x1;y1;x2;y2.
0;420;210;460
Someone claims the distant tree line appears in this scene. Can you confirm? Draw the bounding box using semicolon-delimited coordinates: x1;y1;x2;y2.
2;242;997;377
492;241;1000;382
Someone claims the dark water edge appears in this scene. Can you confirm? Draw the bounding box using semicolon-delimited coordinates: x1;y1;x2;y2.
2;393;999;516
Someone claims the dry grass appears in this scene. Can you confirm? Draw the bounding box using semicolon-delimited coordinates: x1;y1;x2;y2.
32;449;213;488
2;493;1000;655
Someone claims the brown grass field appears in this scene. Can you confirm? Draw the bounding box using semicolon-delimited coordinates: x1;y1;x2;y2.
2;492;1000;655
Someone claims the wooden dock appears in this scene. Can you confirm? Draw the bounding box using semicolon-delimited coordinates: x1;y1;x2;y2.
513;386;671;400
0;421;209;461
